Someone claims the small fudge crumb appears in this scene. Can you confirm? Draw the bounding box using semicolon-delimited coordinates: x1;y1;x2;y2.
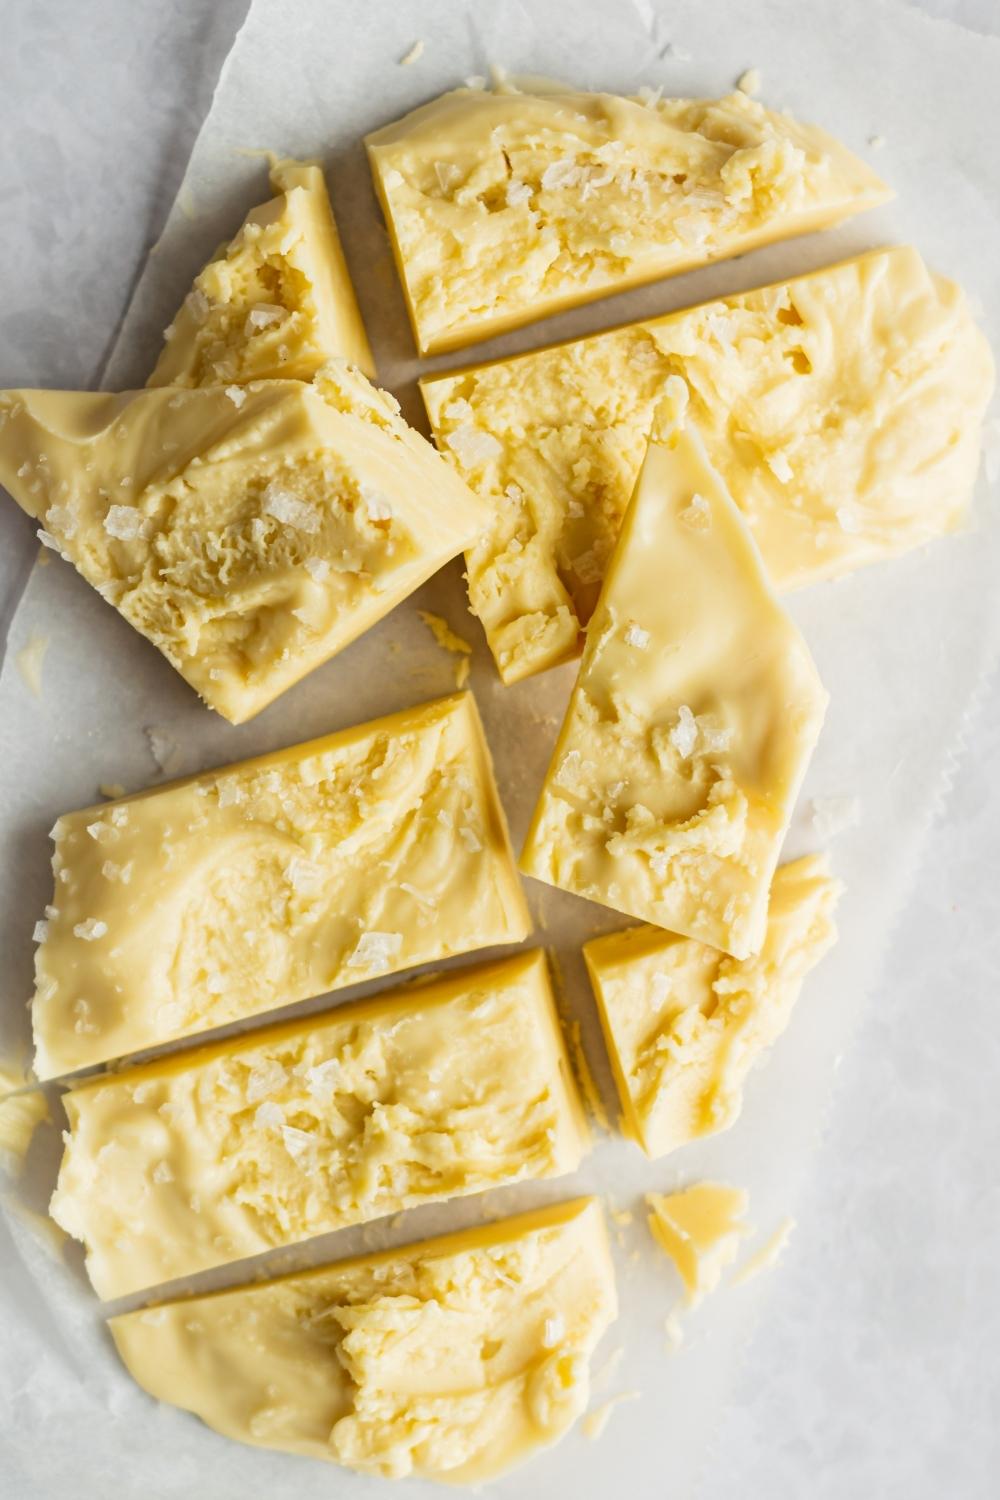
399;39;424;65
418;610;473;657
16;633;49;697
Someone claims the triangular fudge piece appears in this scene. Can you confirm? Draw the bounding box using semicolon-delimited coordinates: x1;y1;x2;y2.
149;157;374;386
646;1183;749;1306
521;408;827;959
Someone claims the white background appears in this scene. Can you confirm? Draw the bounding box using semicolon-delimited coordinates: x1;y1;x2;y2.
1;2;998;1496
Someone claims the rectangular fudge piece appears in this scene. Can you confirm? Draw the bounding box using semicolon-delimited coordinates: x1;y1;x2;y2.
0;362;488;721
32;692;530;1078
148;157;374;385
520;415;827;960
367;85;888;354
584;855;840;1157
421;246;995;682
51;950;588;1298
110;1197;616;1484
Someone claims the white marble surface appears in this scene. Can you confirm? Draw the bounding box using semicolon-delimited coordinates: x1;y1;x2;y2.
1;2;997;1495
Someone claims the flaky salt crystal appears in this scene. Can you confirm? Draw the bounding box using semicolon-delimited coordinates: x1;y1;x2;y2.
103;504;145;541
73;918;108;942
669;705;698;758
447;425;502;468
262;483;320;533
348;931;403;971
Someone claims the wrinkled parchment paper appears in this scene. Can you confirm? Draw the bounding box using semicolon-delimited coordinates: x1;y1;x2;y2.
1;1;998;1496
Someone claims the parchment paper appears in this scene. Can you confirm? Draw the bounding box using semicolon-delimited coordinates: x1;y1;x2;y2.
1;2;998;1497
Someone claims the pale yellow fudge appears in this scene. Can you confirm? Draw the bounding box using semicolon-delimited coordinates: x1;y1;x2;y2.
0;362;488;721
51;951;588;1298
520;417;827;959
422;246;995;682
646;1183;749;1305
31;692;530;1079
584;855;840;1158
367;85;888;354
149;158;374;386
0;1064;49;1175
110;1197;617;1484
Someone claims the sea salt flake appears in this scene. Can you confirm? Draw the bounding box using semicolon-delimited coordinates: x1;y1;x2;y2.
262;483;320;533
46;504;77;538
679;492;712;529
73;919;108;942
447;425;502;468
541;159;582;191
348;931;403;971
459;826;482;853
624;622;650;650
443;398;473;423
224;385;247;408
188;289;211;323
383;168;405;191
572;549;603;584
506;179;533;207
254;1101;284;1131
400;881;437;911
245;303;285;333
361;485;393;522
303;556;330;583
32;920;49;944
305;1060;342;1101
216;779;244;808
151;1161;174;1185
103;504;145;541
281;1126;314;1163
286;855;322;894
669;705;698;758
247;1059;288;1103
766;451;794;484
836;504;862;534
